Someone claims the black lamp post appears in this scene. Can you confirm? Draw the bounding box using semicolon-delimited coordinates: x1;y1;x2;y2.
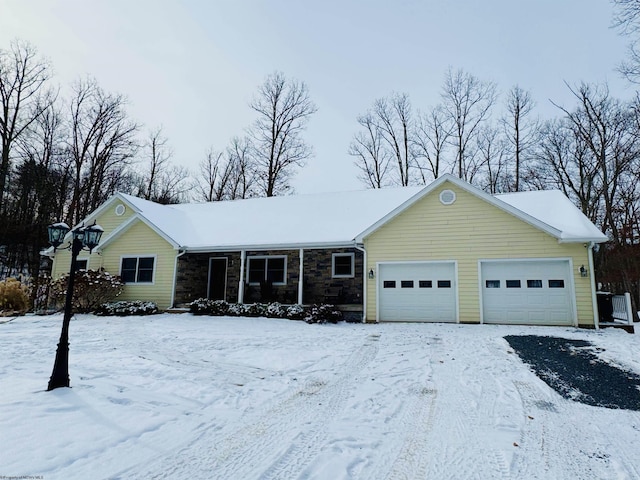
47;221;103;391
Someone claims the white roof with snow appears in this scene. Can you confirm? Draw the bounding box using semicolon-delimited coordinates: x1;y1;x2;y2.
496;190;607;242
109;174;606;251
118;186;424;250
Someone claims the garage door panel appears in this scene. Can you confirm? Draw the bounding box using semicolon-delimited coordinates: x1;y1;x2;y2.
481;260;574;326
379;262;456;322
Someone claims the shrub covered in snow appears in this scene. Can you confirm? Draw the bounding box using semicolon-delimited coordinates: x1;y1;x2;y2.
285;304;305;320
266;302;286;318
49;269;123;313
0;277;31;315
188;298;342;323
94;300;159;316
304;304;343;324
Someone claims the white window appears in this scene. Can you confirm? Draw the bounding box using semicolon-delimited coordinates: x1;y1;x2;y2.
332;253;354;278
121;256;155;283
247;256;287;285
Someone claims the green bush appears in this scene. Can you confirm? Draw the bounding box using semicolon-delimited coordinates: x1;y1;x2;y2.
0;278;30;315
50;269;124;313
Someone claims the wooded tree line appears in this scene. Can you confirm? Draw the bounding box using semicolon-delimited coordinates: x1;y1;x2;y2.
2;0;640;310
0;40;316;278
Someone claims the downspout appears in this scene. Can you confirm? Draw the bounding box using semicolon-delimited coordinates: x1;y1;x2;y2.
238;250;246;304
588;242;599;330
355;244;367;323
170;249;187;308
298;249;304;305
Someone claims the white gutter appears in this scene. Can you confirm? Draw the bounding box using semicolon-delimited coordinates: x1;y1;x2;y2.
170;249;187;308
588;242;599;330
298;249;304;305
355;244;367;323
181;241;356;253
238;250;246;304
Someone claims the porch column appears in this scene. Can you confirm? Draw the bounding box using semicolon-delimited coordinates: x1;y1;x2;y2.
298;248;304;305
238;250;246;304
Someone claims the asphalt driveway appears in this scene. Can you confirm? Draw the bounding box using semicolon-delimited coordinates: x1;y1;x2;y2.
505;335;640;411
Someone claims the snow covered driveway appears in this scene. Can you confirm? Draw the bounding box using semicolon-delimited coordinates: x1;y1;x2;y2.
1;314;640;479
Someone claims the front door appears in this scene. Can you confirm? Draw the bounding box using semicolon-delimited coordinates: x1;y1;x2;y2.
208;258;228;300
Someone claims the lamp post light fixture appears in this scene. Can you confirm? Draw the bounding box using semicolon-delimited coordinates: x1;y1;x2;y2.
47;221;103;391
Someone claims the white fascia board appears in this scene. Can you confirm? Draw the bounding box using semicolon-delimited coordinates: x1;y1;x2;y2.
97;214;180;252
355;174;564;242
182;241;356;253
558;235;609;244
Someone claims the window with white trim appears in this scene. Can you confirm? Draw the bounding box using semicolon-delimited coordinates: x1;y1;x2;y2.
247;256;287;285
332;253;355;278
121;256;155;283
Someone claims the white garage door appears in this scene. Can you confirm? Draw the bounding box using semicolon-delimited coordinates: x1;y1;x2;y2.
379;262;457;322
481;260;574;325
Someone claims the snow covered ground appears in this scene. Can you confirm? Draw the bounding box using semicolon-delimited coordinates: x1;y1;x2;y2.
1;313;640;480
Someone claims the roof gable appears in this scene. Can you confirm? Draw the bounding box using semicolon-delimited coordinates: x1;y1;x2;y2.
355;174;607;243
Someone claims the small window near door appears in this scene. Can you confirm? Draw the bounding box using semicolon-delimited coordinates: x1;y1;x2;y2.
506;280;521;288
332;253;354;278
549;279;565;288
485;280;500;288
75;259;88;271
527;280;543;288
401;280;414;288
419;280;432;288
383;280;396;288
437;280;451;288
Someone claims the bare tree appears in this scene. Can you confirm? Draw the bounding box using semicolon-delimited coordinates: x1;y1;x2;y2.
226;136;255;200
138;127;173;200
413;104;453;183
502;85;537;191
476;125;509;194
373;93;414;186
612;0;640;83
195;148;232;202
441;68;497;181
67;77;139;224
533;118;602;222
349;112;392;188
552;82;639;242
0;40;53;212
248;72;317;197
195;137;256;202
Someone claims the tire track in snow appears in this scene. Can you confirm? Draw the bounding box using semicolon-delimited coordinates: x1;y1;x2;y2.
121;333;380;480
512;380;618;479
383;385;437;480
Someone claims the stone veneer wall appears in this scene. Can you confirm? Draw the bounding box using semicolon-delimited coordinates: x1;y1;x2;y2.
174;248;364;306
174;252;241;305
302;248;363;304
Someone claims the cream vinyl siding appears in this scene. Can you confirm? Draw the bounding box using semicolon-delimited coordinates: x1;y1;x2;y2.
364;181;594;325
100;222;176;309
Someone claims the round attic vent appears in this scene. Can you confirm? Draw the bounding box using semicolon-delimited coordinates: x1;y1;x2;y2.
439;189;456;205
115;204;126;216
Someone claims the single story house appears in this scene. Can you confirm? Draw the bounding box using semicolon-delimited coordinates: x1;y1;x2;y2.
45;174;608;327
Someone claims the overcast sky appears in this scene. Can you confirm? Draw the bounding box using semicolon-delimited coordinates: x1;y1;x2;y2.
0;0;633;194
